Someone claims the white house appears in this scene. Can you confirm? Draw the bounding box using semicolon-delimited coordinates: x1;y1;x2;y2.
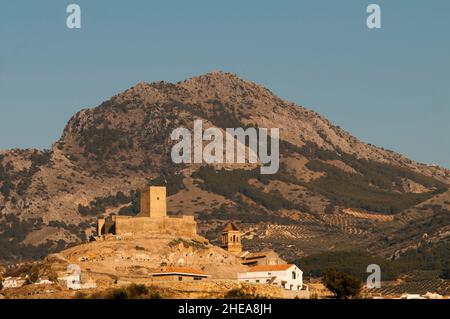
58;270;97;290
34;277;54;285
238;264;303;291
399;293;425;300
1;276;26;288
423;292;443;299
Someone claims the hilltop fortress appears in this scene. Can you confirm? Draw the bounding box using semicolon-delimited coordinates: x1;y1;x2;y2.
97;186;197;237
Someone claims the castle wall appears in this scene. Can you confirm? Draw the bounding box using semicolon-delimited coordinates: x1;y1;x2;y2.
139;191;150;217
114;215;196;237
98;218;118;236
97;186;197;238
98;219;105;236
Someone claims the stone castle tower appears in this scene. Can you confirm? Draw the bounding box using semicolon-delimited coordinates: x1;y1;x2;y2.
97;186;197;237
138;186;167;218
219;222;242;254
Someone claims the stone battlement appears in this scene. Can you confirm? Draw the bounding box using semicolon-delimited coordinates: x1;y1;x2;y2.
113;215;196;237
97;186;197;238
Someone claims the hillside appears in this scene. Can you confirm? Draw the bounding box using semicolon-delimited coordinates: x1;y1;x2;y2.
1;72;449;275
55;233;247;283
0;233;264;299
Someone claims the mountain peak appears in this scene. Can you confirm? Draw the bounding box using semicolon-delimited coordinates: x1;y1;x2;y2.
187;70;241;80
176;71;281;105
128;71;242;93
134;80;150;88
179;71;247;88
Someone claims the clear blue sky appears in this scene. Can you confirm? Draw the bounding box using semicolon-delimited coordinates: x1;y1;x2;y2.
0;1;449;168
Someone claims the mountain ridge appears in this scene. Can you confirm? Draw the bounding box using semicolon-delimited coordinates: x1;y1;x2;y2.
0;72;449;271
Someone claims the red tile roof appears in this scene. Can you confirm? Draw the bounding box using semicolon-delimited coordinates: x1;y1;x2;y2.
150;267;208;276
247;264;294;272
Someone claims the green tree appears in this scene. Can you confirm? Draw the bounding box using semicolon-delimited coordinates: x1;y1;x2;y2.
322;269;362;299
111;288;128;299
224;287;259;299
126;284;148;298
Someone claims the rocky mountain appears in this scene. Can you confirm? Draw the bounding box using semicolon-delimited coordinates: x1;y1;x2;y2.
1;71;449;275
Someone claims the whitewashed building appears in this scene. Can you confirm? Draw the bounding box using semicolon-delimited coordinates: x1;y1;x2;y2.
423;292;443;299
58;269;97;290
1;277;26;288
34;277;54;285
238;264;303;291
399;293;425;299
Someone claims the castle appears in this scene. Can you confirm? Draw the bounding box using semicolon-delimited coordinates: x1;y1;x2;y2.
97;186;197;238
